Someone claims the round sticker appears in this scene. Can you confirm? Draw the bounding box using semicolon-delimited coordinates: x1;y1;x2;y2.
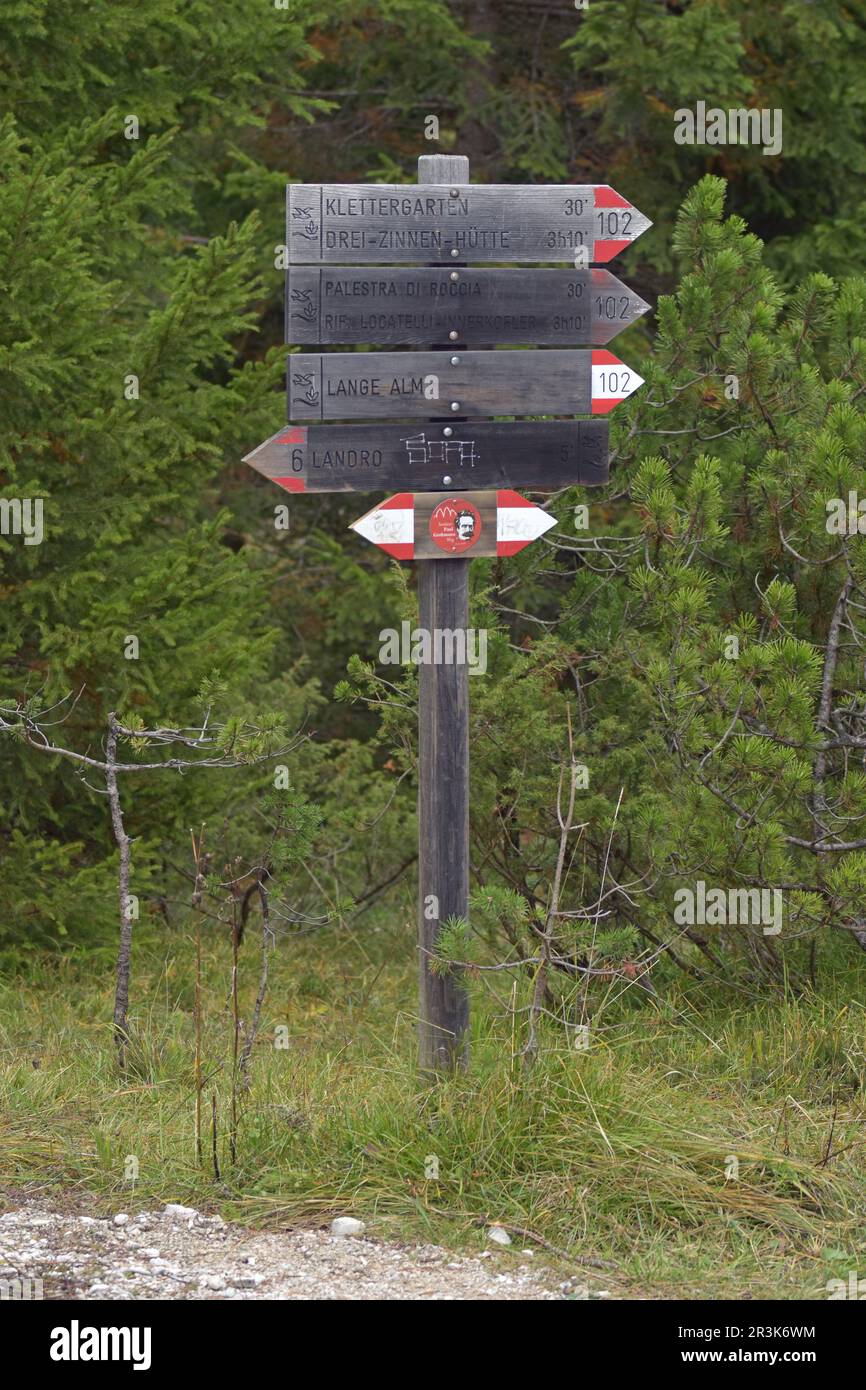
429;497;482;554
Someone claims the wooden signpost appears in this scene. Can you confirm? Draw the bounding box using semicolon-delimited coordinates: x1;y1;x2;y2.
244;420;610;494
350;489;556;561
244;153;651;1074
287;266;649;346
287;348;644;420
288;182;650;263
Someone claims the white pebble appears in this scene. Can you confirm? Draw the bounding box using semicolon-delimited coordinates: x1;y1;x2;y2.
487;1226;512;1247
330;1217;366;1237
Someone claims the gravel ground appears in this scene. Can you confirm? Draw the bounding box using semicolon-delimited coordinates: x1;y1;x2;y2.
0;1196;609;1300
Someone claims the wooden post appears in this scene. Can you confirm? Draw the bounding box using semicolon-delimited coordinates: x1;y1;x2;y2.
247;155;647;1067
417;153;471;1073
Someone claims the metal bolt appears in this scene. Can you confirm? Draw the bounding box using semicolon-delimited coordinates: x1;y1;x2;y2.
443;475;452;485
450;401;460;412
448;330;459;341
450;272;459;282
442;427;453;437
450;356;460;365
450;248;459;258
450;188;459;197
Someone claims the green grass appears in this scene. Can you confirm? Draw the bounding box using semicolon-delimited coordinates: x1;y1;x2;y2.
1;918;865;1299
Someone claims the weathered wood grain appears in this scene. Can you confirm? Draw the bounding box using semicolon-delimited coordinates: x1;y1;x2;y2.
416;154;471;1074
244;419;610;494
287;182;651;265
286;266;650;346
286;348;642;420
417;553;471;1071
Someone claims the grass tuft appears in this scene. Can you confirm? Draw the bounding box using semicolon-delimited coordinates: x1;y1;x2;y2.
1;925;864;1298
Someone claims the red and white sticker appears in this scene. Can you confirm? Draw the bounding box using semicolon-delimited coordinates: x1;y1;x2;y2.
429;497;483;554
591;349;645;415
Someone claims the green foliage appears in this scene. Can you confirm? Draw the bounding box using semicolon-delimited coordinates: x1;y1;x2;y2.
3;5;866;1293
466;175;866;995
565;0;866;281
429;915;473;975
3;2;866;1004
2;931;865;1296
335;171;866;1001
0;5;332;945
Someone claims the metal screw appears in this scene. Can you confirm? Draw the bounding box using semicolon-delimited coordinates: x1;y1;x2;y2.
450;401;460;411
450;272;459;282
443;475;452;485
448;330;459;341
450;188;459;197
450;248;459;258
442;427;453;437
450;356;460;365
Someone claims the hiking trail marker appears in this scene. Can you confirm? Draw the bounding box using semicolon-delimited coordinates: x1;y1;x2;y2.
350;489;557;561
244;153;651;1074
287;348;644;420
287;182;650;264
287;266;649;346
244;419;610;494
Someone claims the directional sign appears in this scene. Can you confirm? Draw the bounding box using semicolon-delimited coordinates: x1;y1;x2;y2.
288;348;644;421
247;153;656;1081
350;490;556;560
288;184;651;265
286;267;650;346
243;419;609;494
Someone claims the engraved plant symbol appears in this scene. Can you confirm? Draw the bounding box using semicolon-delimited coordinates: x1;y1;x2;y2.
292;205;319;240
290;288;317;322
292;372;319;406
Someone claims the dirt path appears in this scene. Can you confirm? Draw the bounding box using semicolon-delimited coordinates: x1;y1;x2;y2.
0;1195;606;1300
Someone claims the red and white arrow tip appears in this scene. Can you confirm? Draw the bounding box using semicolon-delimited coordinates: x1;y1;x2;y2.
350;492;414;559
495;491;558;556
350;490;557;561
593;186;653;262
591;350;645;414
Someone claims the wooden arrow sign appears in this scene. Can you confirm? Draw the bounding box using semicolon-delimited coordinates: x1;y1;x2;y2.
286;267;650;347
350;490;556;560
288;184;651;264
243;419;609;494
287;348;644;421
